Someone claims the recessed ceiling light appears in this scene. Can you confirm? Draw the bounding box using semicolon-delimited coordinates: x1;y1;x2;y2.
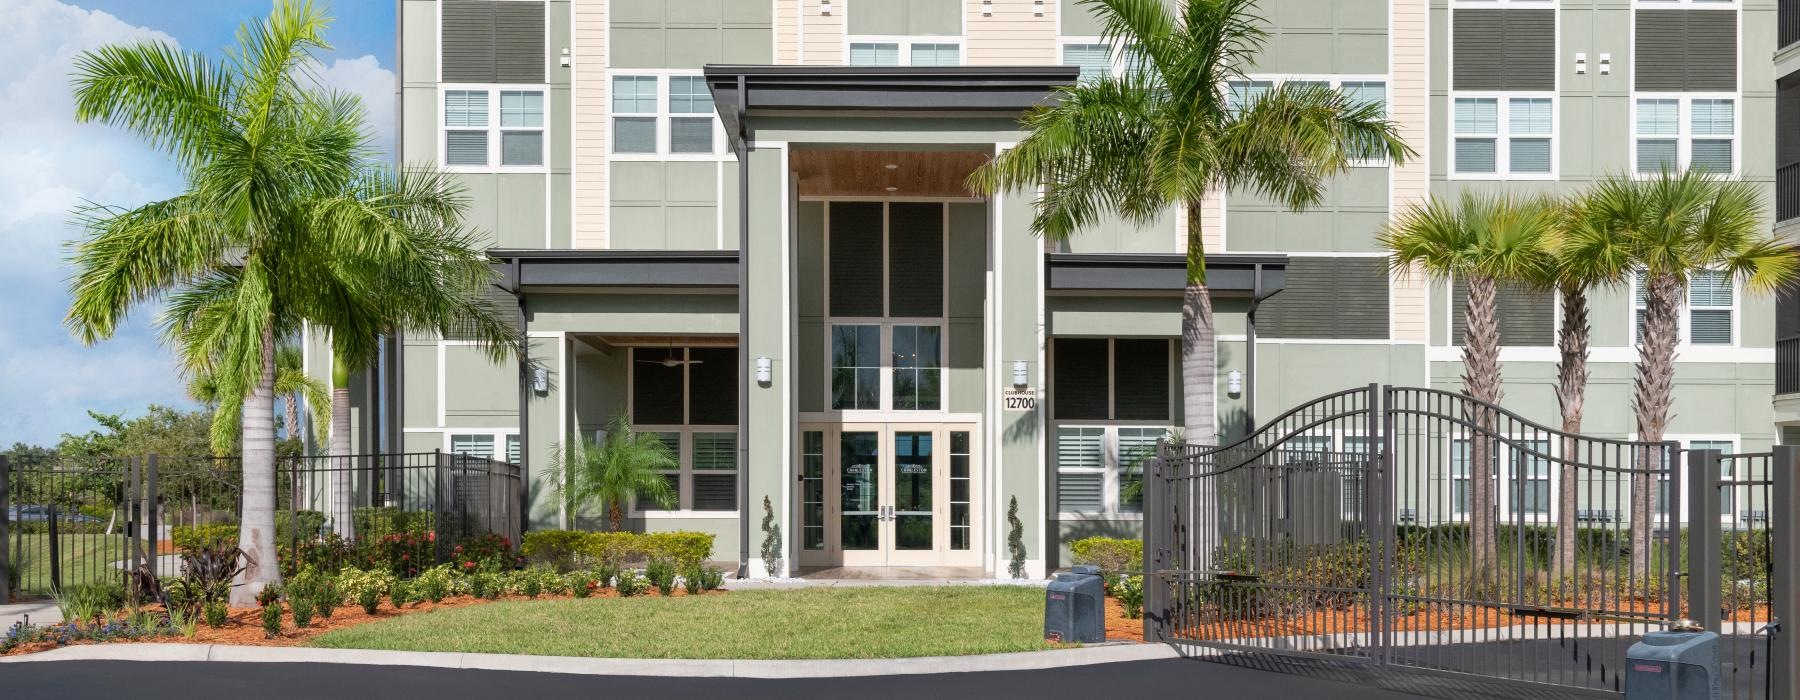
885;186;898;192
885;164;899;170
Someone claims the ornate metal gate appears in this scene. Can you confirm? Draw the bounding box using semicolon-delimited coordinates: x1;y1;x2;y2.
1144;385;1686;695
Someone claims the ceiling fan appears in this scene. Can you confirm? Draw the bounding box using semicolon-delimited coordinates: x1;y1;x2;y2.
636;341;702;367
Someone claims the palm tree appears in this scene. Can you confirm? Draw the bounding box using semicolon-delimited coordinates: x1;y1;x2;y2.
1380;192;1556;590
188;342;331;454
1539;198;1633;578
307;167;522;539
547;416;678;531
66;1;514;604
1578;171;1797;576
970;0;1411;449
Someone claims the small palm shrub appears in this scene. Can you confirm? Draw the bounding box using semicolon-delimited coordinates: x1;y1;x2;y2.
645;558;676;595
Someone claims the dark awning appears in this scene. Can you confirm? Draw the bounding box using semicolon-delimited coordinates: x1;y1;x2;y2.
490;249;740;290
702;65;1078;151
1046;253;1287;297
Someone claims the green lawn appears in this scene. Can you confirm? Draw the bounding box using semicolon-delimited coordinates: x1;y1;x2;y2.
7;533;132;596
308;586;1056;659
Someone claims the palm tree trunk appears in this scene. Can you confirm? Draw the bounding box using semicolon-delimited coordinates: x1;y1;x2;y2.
1182;200;1221;572
1632;272;1680;582
1553;282;1589;580
329;351;355;540
609;501;623;533
285;393;300;443
233;322;281;606
1462;274;1503;593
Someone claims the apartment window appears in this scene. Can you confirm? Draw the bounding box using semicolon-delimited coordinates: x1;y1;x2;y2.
1454;95;1555;176
611;74;722;157
850;40;962;66
910;43;960;66
1062;43;1111;82
891;325;942;411
1634;269;1736;345
1341;81;1389;162
849;42;900;66
1225;80;1274;113
630;346;739;513
1511;439;1551;516
949;431;973;550
1055;426;1169;515
801;432;825;550
1636;97;1737;174
1052;338;1172;421
1655;438;1736;516
825;202;948;413
443;88;545;169
448;432;519;462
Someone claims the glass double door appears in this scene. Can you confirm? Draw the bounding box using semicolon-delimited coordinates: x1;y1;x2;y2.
800;424;979;568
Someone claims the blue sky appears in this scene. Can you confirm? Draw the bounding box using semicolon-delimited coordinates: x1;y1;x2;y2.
0;0;397;447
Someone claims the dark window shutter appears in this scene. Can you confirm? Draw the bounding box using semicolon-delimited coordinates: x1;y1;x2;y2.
686;347;738;425
1053;339;1111;420
1258;258;1390;340
631;349;685;425
444;285;518;341
494;1;546;83
1112;339;1170;421
1636;10;1738;92
1453;9;1555;91
887;203;944;318
829;203;885;317
442;0;497;82
1452;279;1556;347
1780;74;1800;166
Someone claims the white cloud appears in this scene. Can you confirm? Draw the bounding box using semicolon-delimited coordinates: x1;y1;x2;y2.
0;0;396;446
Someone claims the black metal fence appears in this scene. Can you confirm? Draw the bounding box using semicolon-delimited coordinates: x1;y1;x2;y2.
1144;385;1797;698
0;451;520;602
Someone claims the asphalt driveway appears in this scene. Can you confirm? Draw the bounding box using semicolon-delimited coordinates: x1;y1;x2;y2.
2;658;1437;699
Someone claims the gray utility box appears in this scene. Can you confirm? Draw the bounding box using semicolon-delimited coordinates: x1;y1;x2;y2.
1626;631;1720;700
1044;565;1105;644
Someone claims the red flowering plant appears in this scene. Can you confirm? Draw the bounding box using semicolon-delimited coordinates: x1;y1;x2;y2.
358;531;437;578
452;533;514;574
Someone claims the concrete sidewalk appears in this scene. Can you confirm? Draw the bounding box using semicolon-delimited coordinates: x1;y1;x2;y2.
1;641;1174;678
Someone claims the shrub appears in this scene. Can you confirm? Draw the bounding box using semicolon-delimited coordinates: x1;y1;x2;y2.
281;533;357;579
760;495;783;576
700;568;723;591
452;533;514;574
389;580;413;608
166;544;246;625
289;594;314;628
614;570;646;597
578;531;716;569
521;530;591;572
645;558;677;595
1115;575;1144;619
356;587;381;615
337;568;396;612
357;531;437;578
171;524;239;552
1069;537;1143;573
521;574;542;598
595;562;620;590
256;583;283;608
54;582;126;623
261;604;283;638
354;507;435;539
414;565;453;603
682;565;704;595
203;601;228;628
1007;497;1026;579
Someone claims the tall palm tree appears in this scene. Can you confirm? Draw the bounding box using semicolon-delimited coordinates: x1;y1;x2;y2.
970;0;1411;449
547;416;678;532
66;1;515;604
188;342;331;454
307;167;522;539
1539;198;1633;578
1380;192;1556;590
1578;171;1797;576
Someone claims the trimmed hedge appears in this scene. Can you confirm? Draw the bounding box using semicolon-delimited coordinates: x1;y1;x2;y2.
170;510;329;552
522;530;716;571
1069;536;1142;573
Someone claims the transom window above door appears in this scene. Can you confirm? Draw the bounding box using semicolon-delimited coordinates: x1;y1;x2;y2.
825;201;948;413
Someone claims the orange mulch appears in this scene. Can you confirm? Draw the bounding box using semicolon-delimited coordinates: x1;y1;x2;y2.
2;587;725;656
1103;595;1146;643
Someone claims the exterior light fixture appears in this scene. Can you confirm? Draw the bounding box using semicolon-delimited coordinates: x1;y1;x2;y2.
1012;360;1029;387
1574;52;1586;75
1034;0;1045;16
560;47;571;68
531;367;549;394
755;357;773;385
820;0;832;15
1599;53;1612;75
982;0;993;16
1227;369;1243;397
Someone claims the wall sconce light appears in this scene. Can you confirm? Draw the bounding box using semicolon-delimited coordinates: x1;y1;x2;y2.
756;357;773;385
531;367;549;394
981;0;993;16
1574;52;1587;75
559;47;571;68
1599;53;1612;75
1226;370;1243;398
1033;0;1045;16
1011;360;1029;387
820;0;832;15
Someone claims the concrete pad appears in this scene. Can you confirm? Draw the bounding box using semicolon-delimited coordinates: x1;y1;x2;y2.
0;600;62;630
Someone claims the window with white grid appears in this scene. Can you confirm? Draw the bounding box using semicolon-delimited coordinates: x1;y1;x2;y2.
1635;96;1737;175
1634;269;1736;346
1453;95;1555;177
849;40;961;67
610;73;724;158
442;87;544;170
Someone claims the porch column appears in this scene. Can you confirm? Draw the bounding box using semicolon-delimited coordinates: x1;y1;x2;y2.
993;169;1046;579
744;143;794;577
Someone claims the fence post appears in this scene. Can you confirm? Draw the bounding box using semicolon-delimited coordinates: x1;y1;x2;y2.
47;489;61;593
0;454;11;604
1686;448;1723;631
1773;445;1799;700
1142;443;1169;643
144;454;158;578
433;450;446;562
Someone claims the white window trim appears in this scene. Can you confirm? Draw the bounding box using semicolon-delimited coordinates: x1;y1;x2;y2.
1631;0;1739;7
1447;435;1558;523
1630;268;1741;349
1448;91;1559;180
445;430;521;463
1052;424;1172;519
624;346;741;516
1629;93;1742;178
1450;0;1557;6
845;36;966;67
1230;75;1395;168
1058;38;1127;79
439;84;550;174
1629;434;1743;523
819;200;953;417
604;69;732;162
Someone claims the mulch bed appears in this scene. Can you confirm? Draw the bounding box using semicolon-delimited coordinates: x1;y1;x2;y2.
3;587;723;656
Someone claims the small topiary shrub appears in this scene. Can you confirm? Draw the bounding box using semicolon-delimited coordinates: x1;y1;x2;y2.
1007;496;1026;579
356;587;381;615
521;574;542;598
760;495;783;576
261;604;283;639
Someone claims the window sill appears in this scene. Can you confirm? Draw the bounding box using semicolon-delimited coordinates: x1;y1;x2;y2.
630;510;741;519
